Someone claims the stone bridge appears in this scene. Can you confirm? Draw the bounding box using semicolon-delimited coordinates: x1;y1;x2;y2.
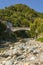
11;27;30;32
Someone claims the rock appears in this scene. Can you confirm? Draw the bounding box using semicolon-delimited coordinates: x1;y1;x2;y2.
5;59;14;65
17;55;25;61
3;50;13;56
0;54;9;58
40;53;43;61
33;50;39;55
0;39;43;65
29;47;39;56
0;64;2;65
35;62;40;65
30;56;36;61
24;63;29;65
10;47;14;50
2;60;6;65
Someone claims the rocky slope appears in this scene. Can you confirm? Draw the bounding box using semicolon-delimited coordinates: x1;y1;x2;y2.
0;39;43;65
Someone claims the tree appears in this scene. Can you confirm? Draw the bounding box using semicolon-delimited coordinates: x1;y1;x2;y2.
0;22;6;34
30;18;43;38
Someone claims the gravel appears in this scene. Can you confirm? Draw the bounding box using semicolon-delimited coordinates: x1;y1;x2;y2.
0;38;43;65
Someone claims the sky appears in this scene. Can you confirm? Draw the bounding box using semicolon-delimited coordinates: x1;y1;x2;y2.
0;0;43;13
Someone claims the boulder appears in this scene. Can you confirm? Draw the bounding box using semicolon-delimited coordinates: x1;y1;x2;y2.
5;59;14;65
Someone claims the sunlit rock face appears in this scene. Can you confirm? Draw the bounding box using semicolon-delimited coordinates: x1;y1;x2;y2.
0;39;43;65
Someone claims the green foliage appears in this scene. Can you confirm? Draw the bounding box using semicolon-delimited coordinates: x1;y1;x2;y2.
37;37;43;42
0;22;6;31
0;4;40;27
0;22;6;35
0;22;7;41
0;4;43;39
30;23;36;38
30;17;43;38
